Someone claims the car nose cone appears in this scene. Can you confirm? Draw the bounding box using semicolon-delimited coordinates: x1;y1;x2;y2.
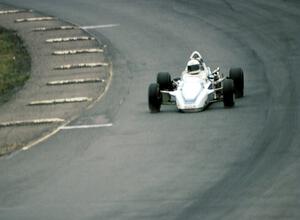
182;82;202;102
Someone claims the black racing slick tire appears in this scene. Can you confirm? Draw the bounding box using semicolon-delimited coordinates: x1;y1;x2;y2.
157;72;172;90
223;79;235;107
229;67;244;98
148;83;161;113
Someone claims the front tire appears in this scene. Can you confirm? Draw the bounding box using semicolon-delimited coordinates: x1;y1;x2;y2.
148;83;161;113
229;67;244;98
223;79;235;107
157;72;172;90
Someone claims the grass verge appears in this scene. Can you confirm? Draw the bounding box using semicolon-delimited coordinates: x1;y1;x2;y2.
0;27;30;103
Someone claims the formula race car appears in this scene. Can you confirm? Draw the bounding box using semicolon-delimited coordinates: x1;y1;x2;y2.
148;51;244;113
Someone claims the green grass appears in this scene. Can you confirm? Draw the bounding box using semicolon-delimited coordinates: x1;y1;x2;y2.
0;27;30;102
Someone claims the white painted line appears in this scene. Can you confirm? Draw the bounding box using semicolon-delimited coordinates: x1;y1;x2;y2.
47;78;104;85
0;9;30;15
33;26;76;32
15;16;54;23
80;24;120;30
60;123;113;130
46;36;95;43
20;61;112;154
29;97;93;106
0;118;64;127
22;124;65;151
52;48;103;55
54;62;108;70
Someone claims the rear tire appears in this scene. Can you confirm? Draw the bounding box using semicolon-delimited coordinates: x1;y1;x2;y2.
229;67;244;98
148;83;161;113
157;72;172;90
223;79;235;107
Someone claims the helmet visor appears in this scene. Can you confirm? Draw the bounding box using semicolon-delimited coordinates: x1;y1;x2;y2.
188;64;200;72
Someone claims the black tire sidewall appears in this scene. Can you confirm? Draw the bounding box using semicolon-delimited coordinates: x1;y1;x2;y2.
148;83;161;112
157;72;172;90
229;67;244;98
223;79;235;107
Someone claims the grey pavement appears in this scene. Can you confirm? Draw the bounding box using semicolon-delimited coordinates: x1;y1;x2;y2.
0;3;110;155
0;0;299;220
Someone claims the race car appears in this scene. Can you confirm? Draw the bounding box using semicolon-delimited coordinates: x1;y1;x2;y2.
148;51;244;113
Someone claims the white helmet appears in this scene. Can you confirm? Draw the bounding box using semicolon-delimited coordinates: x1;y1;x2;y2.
187;59;201;75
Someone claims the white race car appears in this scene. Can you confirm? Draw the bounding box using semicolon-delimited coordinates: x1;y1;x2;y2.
148;51;244;113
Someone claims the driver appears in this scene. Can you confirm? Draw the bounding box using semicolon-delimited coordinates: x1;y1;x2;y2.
190;51;204;64
183;51;208;80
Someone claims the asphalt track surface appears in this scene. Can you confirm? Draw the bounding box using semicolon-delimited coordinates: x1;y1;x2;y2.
0;0;299;219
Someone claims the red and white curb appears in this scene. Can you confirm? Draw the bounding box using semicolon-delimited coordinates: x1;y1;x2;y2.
0;9;31;15
32;26;76;32
15;16;55;23
46;36;95;43
52;48;103;55
54;62;108;70
47;78;104;85
0;118;64;128
28;97;93;106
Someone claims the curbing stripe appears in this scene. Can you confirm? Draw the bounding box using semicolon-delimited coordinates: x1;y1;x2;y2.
47;78;104;85
52;48;103;55
0;118;65;128
33;26;76;32
28;97;93;106
54;62;108;70
15;16;54;23
0;9;31;15
46;36;95;43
